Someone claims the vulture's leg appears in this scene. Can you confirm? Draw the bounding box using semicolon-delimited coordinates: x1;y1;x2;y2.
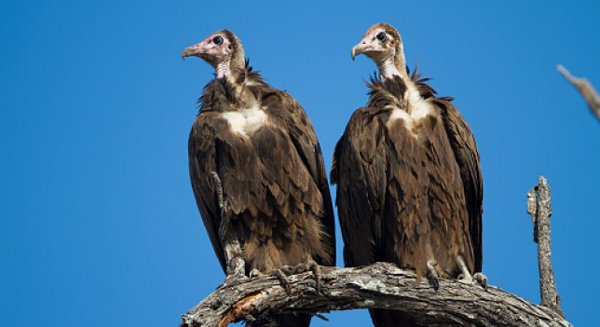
455;255;473;281
455;255;488;289
210;172;245;279
426;259;440;290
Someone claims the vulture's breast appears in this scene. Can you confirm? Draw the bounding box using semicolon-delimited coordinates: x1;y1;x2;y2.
221;103;269;137
386;84;437;136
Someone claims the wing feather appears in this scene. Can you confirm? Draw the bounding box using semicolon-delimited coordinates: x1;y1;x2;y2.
265;92;336;266
332;108;387;266
437;99;483;272
188;111;227;272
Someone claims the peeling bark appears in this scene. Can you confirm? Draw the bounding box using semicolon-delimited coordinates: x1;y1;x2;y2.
180;262;571;327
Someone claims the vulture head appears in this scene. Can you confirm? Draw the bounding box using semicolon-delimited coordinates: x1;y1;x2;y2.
182;30;245;80
351;23;406;79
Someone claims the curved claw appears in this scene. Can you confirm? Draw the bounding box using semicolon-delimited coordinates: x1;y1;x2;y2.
427;274;440;290
269;269;292;294
442;268;453;278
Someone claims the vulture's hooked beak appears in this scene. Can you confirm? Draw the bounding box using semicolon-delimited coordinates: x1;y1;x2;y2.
181;46;199;61
351;43;365;61
351;45;360;61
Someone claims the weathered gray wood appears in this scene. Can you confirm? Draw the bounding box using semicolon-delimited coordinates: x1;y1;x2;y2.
179;262;571;327
558;64;600;122
527;176;565;318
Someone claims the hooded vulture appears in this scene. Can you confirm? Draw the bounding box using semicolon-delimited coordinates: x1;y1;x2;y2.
183;30;335;327
331;23;484;327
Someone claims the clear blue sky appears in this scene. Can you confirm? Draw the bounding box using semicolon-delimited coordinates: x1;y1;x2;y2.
2;1;599;326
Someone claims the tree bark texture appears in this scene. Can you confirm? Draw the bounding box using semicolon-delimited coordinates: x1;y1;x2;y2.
557;64;600;122
180;262;571;327
527;176;565;318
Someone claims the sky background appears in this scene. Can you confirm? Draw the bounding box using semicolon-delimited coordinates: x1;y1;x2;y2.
2;1;599;326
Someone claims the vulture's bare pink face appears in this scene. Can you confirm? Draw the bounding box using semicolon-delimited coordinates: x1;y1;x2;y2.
351;28;394;61
182;32;233;67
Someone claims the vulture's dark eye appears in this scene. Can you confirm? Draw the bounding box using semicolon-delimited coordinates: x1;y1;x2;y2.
376;32;387;42
213;36;223;45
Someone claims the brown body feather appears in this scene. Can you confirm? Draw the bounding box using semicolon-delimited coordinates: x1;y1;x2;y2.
332;70;482;327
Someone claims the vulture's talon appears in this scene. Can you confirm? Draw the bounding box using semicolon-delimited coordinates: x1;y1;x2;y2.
269;269;293;294
279;265;295;275
249;268;262;278
308;261;322;295
443;268;453;278
473;272;488;290
286;260;323;295
427;274;440;290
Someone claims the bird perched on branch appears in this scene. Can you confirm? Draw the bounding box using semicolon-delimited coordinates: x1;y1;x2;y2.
331;23;485;327
182;30;335;327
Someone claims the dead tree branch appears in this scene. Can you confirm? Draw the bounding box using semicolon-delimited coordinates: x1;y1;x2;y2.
527;176;565;318
557;64;600;121
180;262;571;327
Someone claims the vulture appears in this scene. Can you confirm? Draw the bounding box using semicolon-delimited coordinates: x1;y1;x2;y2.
331;23;484;327
183;30;336;327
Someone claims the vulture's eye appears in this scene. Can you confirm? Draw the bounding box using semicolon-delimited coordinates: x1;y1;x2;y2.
376;32;387;42
213;36;223;45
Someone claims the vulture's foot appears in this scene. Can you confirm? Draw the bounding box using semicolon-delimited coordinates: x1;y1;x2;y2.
248;268;293;293
455;255;488;290
426;260;440;290
473;272;488;290
286;260;322;295
269;268;293;294
266;260;323;295
249;268;262;278
457;272;488;290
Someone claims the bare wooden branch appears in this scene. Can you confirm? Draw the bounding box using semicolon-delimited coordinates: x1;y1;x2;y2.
527;176;565;318
557;64;600;121
180;262;571;327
